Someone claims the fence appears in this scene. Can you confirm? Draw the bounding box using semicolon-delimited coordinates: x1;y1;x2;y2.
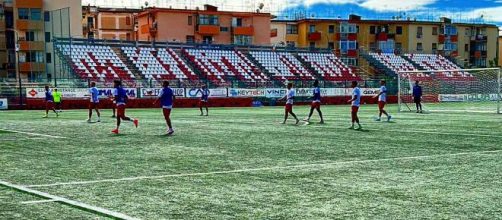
0;78;394;108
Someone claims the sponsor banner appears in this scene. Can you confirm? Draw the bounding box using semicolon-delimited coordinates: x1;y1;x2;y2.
184;88;226;98
439;94;499;102
209;88;228;97
26;88;88;99
265;88;287;98
26;88;137;99
140;88;185;98
228;88;265;97
0;98;7;110
360;88;381;96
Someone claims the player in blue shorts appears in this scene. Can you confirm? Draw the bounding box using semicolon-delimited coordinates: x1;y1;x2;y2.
87;82;101;122
199;84;210;116
304;80;324;124
43;85;59;118
154;81;175;135
111;80;138;134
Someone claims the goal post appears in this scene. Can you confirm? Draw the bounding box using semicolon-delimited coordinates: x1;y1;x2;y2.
397;68;501;114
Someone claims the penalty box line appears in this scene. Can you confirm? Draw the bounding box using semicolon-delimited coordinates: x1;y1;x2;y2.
0;129;67;139
0;180;139;220
26;149;502;188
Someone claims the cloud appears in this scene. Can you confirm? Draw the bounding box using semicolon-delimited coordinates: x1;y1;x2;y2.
359;0;437;12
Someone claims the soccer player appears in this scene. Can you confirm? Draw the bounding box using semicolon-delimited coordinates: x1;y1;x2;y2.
199;84;210;116
413;81;423;113
43;85;58;118
304;80;324;124
53;88;63;113
374;80;392;122
87;82;101;123
281;82;300;125
110;96;116;118
111;80;138;134
347;81;362;130
153;81;175;135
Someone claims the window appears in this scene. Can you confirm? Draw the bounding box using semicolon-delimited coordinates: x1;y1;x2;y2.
44;11;50;22
432;27;438;35
432;43;437;51
328;25;335;34
45;32;51;43
188;16;193;25
286;25;298;34
465;44;469;52
417;26;423;38
46;53;51;64
370;26;376;34
30;9;41;20
309;42;315;48
220;27;229;32
186;35;195;44
339;40;356;53
125;16;131;25
396;26;403;35
18;8;29;19
417;43;423;51
198;15;218;25
25;51;44;62
328;42;335;49
309;25;316;33
233;35;252;45
25;31;35;41
232;18;243;27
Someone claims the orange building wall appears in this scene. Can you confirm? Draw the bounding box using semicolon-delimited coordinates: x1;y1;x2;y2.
137;9;270;45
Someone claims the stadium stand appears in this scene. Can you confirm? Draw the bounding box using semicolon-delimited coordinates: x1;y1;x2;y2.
249;51;315;81
404;54;474;79
182;48;268;85
368;52;418;74
121;47;198;81
58;44;134;81
298;52;360;81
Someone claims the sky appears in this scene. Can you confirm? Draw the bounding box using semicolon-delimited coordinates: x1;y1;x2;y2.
82;0;502;34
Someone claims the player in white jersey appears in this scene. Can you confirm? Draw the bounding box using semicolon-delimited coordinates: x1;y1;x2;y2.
374;80;391;122
347;81;362;130
280;83;299;124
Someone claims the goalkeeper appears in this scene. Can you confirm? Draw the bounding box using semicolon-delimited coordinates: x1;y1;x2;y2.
412;81;423;113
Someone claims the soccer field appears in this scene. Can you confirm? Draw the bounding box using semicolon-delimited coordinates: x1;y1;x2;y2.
1;104;502;219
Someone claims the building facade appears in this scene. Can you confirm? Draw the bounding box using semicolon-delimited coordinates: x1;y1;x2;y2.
0;0;82;81
82;6;139;41
271;16;499;68
137;5;271;46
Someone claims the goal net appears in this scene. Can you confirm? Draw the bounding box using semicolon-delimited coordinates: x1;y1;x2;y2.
398;68;501;114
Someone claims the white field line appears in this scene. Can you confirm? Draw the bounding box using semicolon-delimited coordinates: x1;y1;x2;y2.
0;180;139;220
26;149;502;188
20;199;58;204
356;128;502;138
0;129;66;139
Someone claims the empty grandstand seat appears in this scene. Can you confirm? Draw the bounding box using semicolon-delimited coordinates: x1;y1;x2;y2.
183;48;267;85
249;51;314;81
57;44;134;81
121;47;198;81
404;53;473;80
298;52;360;81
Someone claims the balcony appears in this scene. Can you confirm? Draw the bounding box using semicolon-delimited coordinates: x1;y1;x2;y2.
16;20;43;30
18;41;45;51
197;25;220;35
233;26;254;36
308;32;321;41
19;62;45;72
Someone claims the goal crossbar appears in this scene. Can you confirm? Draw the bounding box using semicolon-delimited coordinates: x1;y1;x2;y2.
397;68;501;114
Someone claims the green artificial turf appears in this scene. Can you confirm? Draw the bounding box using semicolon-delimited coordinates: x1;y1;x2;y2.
0;104;501;219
